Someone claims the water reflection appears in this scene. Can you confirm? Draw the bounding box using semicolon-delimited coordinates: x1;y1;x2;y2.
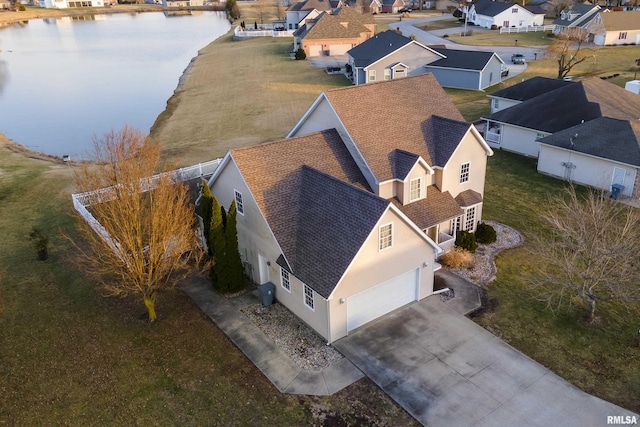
0;11;229;157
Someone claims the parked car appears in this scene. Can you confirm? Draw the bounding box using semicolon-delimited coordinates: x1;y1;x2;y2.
511;53;526;64
398;7;412;12
501;64;509;77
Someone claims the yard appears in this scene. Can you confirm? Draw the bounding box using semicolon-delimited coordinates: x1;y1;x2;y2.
1;6;639;424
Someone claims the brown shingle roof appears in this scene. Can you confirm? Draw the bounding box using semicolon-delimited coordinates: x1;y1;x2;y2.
305;7;373;40
287;0;336;12
391;186;463;229
600;11;640;32
455;189;483;207
230;129;384;298
324;73;467;182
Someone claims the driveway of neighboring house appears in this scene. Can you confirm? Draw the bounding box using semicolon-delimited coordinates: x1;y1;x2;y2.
334;296;638;427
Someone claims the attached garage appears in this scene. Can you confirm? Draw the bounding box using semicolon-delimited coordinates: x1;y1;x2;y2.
346;268;418;332
329;44;352;55
308;44;323;57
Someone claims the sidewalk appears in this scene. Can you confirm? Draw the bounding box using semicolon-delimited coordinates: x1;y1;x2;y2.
179;275;364;396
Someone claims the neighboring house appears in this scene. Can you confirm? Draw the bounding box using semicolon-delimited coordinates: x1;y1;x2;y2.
537;117;640;199
589;11;640;45
381;0;404;13
162;0;204;6
207;74;493;343
346;30;443;84
39;0;102;7
483;78;640;158
487;76;573;113
435;0;459;11
468;0;543;29
346;30;505;90
286;0;335;30
552;3;601;37
293;7;375;57
342;0;381;14
525;0;556;18
424;47;505;90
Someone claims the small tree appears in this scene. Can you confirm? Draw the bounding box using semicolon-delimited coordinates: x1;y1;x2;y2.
475;222;497;244
226;0;240;20
209;196;225;287
295;47;306;60
71;126;203;322
547;30;594;79
200;181;213;252
529;185;640;322
224;200;245;293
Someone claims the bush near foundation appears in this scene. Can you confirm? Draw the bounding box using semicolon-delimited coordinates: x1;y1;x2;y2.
440;247;475;269
475;222;497;244
455;230;478;253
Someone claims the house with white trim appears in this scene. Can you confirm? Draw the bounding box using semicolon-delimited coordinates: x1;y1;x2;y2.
39;0;103;8
483;78;640;158
468;0;543;29
552;3;601;37
206;74;493;343
589;10;640;46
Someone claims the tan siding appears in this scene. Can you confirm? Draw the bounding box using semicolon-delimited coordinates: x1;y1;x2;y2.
440;132;488;199
276;271;330;340
500;125;541;157
328;208;436;342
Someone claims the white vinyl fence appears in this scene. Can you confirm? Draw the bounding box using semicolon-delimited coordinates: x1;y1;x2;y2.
500;25;554;34
72;159;223;256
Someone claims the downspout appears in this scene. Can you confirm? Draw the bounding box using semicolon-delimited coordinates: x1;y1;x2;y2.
326;297;332;344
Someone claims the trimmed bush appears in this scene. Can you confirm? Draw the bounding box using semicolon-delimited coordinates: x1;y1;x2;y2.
455;230;478;253
475;222;497;244
440;247;475;269
295;47;306;60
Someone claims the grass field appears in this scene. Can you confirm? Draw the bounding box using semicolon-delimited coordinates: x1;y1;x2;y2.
447;28;555;46
2;5;640;423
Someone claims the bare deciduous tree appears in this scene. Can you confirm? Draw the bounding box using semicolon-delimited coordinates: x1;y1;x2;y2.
547;30;595;79
529;185;640;322
72;126;203;322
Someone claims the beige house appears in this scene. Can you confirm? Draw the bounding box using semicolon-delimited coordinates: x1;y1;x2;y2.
207;74;493;343
293;7;375;57
589;11;640;46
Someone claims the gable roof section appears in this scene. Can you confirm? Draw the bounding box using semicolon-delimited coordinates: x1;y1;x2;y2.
489;76;573;102
288;166;390;298
347;30;412;67
600;11;640;32
323;73;467;182
455;189;483;207
390;149;419;180
390;186;463;229
539;117;640;167
473;0;515;17
423;116;472;167
485;78;640;132
428;48;499;71
304;7;373;40
553;4;599;27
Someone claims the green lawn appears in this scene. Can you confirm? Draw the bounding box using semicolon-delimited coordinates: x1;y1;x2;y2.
478;150;640;413
447;28;555;46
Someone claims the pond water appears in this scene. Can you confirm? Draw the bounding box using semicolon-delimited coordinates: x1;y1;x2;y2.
0;11;230;158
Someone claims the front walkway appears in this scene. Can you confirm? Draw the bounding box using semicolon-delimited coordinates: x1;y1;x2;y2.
334;297;639;426
179;275;364;396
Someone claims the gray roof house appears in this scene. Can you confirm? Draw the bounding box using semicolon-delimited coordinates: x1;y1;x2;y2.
207;74;493;344
346;30;505;90
552;3;601;37
537;117;640;200
487;76;574;113
468;0;544;29
483;78;640;157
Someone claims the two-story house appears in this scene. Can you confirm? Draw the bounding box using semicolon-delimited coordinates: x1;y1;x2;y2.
206;74;493;343
468;0;543;29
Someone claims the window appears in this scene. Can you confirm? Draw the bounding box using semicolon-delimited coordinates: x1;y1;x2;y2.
493;99;499;110
303;284;314;310
503;21;509;27
452;216;462;231
511;7;517;13
536;132;546;140
368;69;376;82
465;206;476;231
234;190;244;215
619;32;627;40
410;178;421;201
288;23;293;29
280;268;290;292
379;223;393;250
459;162;470;184
384;69;391;80
489;71;493;83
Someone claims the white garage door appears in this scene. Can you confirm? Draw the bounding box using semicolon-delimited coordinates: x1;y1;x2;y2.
329;44;351;55
347;268;418;333
308;44;322;57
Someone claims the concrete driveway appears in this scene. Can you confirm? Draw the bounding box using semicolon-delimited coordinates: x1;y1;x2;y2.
334;297;638;427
